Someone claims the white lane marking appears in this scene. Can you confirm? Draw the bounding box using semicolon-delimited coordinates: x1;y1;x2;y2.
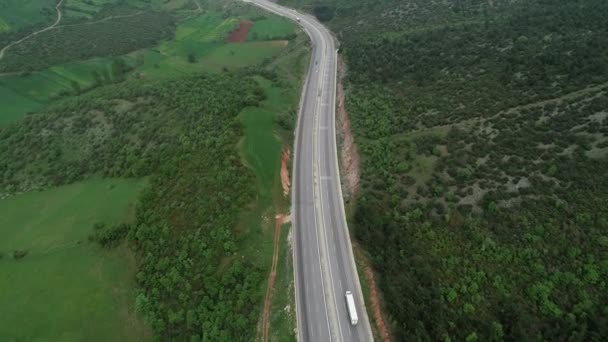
310;28;346;342
249;2;332;341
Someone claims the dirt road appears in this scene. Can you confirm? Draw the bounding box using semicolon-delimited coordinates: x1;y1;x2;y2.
0;0;65;61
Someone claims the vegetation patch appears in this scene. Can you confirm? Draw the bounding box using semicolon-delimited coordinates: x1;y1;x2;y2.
0;0;56;34
0;10;174;73
280;0;608;340
0;1;304;341
0;178;149;341
248;17;295;41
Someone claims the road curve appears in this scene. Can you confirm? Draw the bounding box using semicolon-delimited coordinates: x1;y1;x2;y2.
243;1;374;341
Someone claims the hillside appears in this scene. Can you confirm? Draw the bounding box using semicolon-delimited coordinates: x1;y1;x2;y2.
280;0;608;340
1;0;306;340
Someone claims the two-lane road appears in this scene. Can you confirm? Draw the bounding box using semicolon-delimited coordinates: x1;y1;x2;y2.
244;1;373;341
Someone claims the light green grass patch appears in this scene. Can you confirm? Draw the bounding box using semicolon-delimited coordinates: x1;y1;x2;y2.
239;105;281;194
0;85;44;124
0;18;10;32
158;0;191;11
65;0;102;13
175;14;236;43
65;9;94;20
133;50;190;78
48;57;117;85
159;14;237;60
236;75;298;341
0;72;71;103
238;76;292;196
0;178;150;341
203;41;288;68
248;17;295;41
0;57;125;123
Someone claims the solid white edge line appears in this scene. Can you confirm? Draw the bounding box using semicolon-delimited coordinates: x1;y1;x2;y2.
328;32;375;342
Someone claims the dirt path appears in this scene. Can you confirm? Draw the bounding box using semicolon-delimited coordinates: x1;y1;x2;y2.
260;147;292;341
261;213;291;342
498;81;608;116
193;0;202;12
355;247;392;342
280;148;291;196
0;0;65;61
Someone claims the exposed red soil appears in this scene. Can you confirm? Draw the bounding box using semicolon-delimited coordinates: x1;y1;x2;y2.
280;148;291;196
261;213;291;342
355;246;392;342
336;57;360;200
338;56;392;341
226;19;253;43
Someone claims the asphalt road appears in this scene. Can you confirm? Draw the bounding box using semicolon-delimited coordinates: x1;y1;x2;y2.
244;1;373;341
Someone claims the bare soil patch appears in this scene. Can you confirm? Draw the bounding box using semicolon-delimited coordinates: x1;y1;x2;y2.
261;213;291;342
336;57;360;200
355;246;393;342
280;148;291;196
226;20;253;43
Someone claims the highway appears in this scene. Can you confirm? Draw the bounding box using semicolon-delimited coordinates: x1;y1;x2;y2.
243;1;374;341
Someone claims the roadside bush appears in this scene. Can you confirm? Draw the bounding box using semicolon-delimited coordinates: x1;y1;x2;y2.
89;223;130;248
12;250;28;260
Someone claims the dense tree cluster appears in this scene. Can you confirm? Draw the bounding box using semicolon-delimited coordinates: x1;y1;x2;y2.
0;73;266;339
89;222;131;248
282;0;608;340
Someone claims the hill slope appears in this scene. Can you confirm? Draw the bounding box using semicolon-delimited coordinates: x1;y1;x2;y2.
279;0;608;339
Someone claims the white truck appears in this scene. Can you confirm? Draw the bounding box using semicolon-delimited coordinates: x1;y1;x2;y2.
345;291;359;325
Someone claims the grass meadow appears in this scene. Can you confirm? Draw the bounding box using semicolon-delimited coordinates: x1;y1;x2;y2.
248;17;295;41
0;178;150;341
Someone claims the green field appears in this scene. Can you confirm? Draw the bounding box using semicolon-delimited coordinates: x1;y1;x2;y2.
237;65;303;340
205;41;289;68
1;10;293;124
238;77;284;197
0;85;44;124
0;56;131;123
0;179;150;341
248;17;295;41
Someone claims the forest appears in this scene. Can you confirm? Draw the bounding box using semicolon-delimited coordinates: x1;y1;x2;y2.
0;73;268;340
1;0;306;338
280;0;608;340
0;10;174;73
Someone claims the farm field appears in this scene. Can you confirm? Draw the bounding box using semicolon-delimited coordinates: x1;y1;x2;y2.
0;9;295;123
0;178;149;341
0;56;131;123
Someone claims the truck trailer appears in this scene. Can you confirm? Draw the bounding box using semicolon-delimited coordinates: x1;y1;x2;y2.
345;291;359;325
